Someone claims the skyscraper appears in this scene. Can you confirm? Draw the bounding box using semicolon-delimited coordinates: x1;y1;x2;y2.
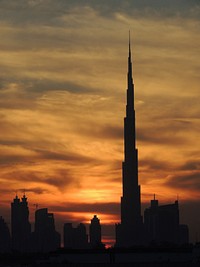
64;223;88;249
11;194;31;252
31;208;61;252
116;36;143;247
144;197;189;245
0;216;11;252
89;215;102;248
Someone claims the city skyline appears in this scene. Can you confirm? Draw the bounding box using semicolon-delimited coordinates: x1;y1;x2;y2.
0;1;200;246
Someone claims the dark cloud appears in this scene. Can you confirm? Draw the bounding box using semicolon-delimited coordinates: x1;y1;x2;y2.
0;188;13;195
137;127;187;146
139;158;173;172
100;125;123;139
0;140;27;147
163;160;200;191
165;171;200;190
179;160;200;171
137;94;200;121
0;86;36;110
3;168;80;191
0;144;97;166
77;124;123;140
135;94;200;146
0;154;32;166
139;158;200;179
28;80;94;94
0;0;61;26
0;79;95;103
49;201;119;215
18;187;48;194
44;169;81;190
0;0;199;27
34;148;96;164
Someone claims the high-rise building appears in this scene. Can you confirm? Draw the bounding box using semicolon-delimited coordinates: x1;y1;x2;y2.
31;208;61;252
11;194;31;252
179;224;189;245
115;36;144;247
64;223;88;249
89;215;102;248
144;197;189;245
0;216;11;252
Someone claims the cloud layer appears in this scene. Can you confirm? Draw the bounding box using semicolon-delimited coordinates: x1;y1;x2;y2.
0;0;199;245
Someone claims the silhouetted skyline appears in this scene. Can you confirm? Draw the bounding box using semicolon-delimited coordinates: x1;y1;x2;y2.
0;194;105;252
0;0;199;246
116;38;189;247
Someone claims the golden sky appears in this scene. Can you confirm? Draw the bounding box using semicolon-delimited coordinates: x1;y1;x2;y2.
0;0;200;245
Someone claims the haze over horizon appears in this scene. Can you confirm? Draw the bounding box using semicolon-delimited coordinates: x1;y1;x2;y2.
0;0;200;245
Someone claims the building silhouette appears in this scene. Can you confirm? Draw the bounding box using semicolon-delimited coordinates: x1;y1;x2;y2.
115;36;144;247
64;223;88;249
89;215;103;248
144;196;189;245
179;224;189;245
31;208;60;252
11;194;31;252
0;216;11;252
114;36;190;247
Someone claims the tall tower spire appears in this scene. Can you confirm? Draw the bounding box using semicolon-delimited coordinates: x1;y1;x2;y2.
126;32;135;150
116;33;143;247
128;30;132;75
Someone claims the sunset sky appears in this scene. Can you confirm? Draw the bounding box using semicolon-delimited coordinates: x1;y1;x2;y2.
0;0;200;245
